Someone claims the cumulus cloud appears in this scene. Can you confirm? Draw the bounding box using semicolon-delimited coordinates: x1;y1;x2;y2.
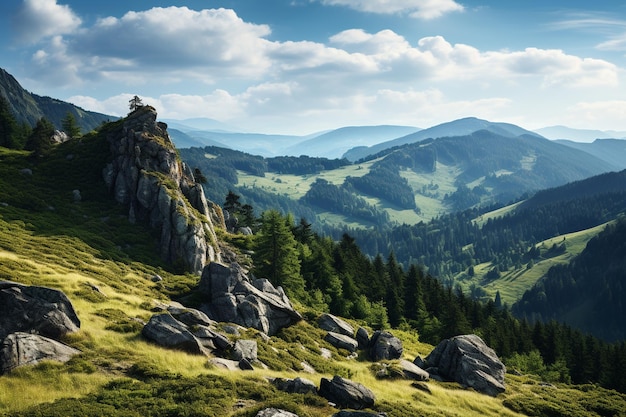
319;0;464;19
12;0;81;44
565;100;626;129
73;7;272;77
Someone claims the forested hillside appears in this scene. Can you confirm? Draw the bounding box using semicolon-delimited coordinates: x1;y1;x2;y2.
513;216;626;341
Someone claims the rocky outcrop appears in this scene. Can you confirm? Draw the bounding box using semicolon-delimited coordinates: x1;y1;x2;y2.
141;308;232;355
271;377;318;395
423;334;506;396
369;331;403;361
102;106;222;274
198;262;302;336
141;313;206;355
318;376;376;410
399;359;429;381
0;282;81;374
318;314;355;337
0;332;80;374
0;281;80;339
324;332;358;353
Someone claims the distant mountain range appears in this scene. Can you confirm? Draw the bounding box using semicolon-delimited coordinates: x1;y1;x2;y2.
0;67;114;132
534;125;626;142
342;117;543;161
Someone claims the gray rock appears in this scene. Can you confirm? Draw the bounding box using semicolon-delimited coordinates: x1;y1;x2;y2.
255;408;299;417
369;331;403;361
19;168;32;176
167;306;214;327
318;376;376;410
324;332;358;353
199;262;302;336
102;106;221;274
356;327;370;350
399;359;429;381
0;332;80;374
209;357;240;371
72;189;81;202
318;314;355;337
233;339;258;362
238;358;254;370
141;313;204;355
272;377;317;395
424;334;506;396
0;281;80;340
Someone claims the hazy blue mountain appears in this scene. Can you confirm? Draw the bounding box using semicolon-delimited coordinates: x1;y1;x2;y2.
343;117;544;161
285;125;421;159
553;139;626;170
162;117;241;133
178;131;306;156
0;67;115;132
535;125;626;142
167;128;223;149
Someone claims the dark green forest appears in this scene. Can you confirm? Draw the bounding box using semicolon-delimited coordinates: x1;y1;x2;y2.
237;205;626;392
513;216;626;342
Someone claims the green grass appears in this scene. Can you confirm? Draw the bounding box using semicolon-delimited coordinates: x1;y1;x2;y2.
456;222;611;305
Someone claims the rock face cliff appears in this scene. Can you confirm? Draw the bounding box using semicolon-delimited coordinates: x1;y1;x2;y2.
103;105;221;273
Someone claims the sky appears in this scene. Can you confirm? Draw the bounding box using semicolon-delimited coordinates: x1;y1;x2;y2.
1;0;626;135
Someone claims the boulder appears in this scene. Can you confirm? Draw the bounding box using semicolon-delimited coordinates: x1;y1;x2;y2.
318;314;355;337
271;377;317;395
199;262;302;336
399;359;429;381
209;358;240;371
233;339;258;362
356;327;370;350
424;334;506;396
318;376;376;410
141;313;205;355
0;281;80;339
0;332;80;374
324;332;358;353
255;409;300;417
369;331;403;361
167;306;214;327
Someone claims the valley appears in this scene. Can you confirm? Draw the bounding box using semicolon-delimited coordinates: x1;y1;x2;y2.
2;67;626;416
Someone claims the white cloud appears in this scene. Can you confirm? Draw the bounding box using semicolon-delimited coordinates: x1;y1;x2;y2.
12;0;81;44
565;100;626;130
73;7;272;77
320;0;464;19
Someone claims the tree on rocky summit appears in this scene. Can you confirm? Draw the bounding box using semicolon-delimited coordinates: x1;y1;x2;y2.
129;95;144;112
253;209;305;300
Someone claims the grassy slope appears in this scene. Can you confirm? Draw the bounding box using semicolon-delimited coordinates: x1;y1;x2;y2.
236;158;463;227
1;141;625;416
458;199;610;305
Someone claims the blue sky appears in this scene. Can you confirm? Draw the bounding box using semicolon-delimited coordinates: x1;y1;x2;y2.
1;0;626;135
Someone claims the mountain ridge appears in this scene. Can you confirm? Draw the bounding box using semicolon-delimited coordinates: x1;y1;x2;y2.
0;67;115;132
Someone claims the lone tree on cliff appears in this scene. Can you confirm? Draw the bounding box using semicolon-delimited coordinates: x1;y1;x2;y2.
129;95;144;112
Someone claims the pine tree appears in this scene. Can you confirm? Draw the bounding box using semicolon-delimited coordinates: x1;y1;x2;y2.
61;111;81;138
25;118;54;158
129;95;144;112
253;210;304;300
0;95;17;148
